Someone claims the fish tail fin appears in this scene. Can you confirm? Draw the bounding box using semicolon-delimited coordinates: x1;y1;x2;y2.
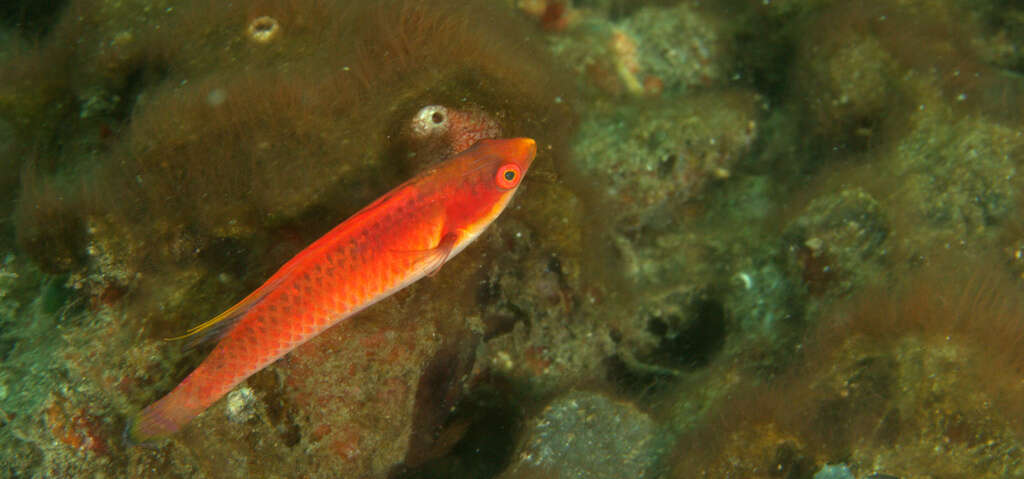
127;388;203;444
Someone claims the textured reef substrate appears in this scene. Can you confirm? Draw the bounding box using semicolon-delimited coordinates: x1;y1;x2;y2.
2;0;1024;478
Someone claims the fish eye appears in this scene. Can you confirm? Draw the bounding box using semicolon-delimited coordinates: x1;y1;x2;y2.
495;164;522;189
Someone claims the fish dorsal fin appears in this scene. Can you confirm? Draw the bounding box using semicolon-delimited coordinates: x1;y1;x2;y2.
165;183;424;344
164;269;292;343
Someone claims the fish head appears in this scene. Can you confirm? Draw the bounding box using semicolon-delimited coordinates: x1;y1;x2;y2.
441;137;537;242
471;137;537;186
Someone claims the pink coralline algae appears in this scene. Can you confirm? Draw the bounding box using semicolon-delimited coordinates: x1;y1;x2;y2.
408;105;502;159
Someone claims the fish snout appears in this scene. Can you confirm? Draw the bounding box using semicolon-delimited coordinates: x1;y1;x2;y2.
511;137;537;170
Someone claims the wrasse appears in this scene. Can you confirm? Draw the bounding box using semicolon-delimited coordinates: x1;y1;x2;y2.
129;137;537;442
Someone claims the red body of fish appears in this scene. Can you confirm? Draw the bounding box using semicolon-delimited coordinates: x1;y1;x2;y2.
129;138;537;442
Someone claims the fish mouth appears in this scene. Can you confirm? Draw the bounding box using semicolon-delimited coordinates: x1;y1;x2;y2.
514;137;537;170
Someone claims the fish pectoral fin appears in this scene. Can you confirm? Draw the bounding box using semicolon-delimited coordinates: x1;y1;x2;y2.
164;273;289;343
392;230;461;278
426;230;461;277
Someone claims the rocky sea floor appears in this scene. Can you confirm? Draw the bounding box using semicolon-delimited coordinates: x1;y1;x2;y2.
2;0;1024;478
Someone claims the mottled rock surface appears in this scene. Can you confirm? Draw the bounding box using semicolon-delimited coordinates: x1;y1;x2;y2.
502;391;670;479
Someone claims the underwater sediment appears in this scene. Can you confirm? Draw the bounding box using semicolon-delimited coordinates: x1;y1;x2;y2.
1;0;1024;477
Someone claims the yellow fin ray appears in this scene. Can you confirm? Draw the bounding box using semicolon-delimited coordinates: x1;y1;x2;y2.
164;273;290;342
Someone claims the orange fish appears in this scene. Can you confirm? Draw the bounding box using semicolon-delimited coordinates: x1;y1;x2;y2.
129;137;537;442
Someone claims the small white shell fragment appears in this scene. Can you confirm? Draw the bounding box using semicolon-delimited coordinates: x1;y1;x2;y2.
225;386;257;423
247;16;280;44
410;105;450;139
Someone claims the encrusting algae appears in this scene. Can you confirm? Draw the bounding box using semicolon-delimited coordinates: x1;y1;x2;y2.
2;0;577;476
